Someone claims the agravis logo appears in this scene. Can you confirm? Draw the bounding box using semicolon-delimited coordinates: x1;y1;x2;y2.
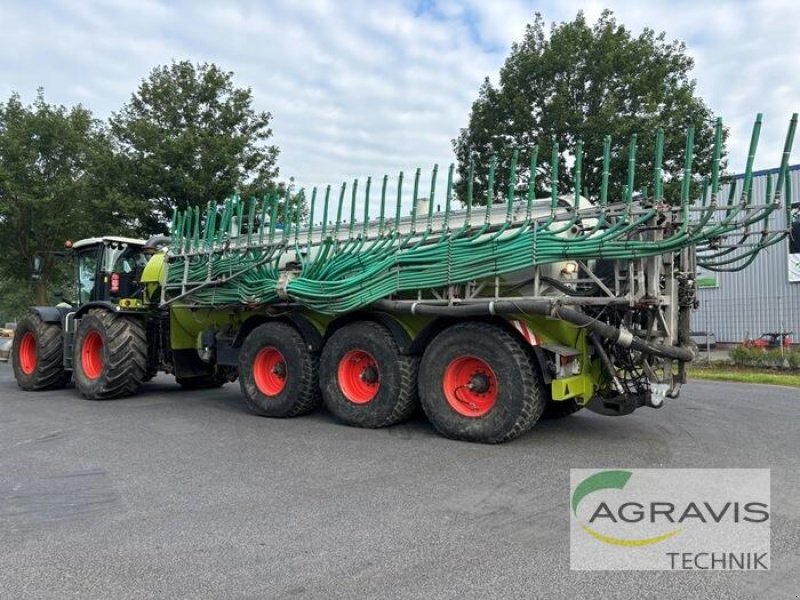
572;470;681;547
570;469;771;571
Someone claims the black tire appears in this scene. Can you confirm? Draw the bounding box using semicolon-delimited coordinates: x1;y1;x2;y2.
73;309;147;400
542;398;583;419
319;321;418;428
239;322;320;417
418;321;544;443
12;311;71;391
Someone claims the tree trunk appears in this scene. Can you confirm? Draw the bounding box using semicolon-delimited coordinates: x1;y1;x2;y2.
33;278;49;306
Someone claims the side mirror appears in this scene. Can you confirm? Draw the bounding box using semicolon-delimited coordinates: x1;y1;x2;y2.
31;254;43;281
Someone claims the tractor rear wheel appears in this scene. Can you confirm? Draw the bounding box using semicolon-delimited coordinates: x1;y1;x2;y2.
418;321;544;443
12;311;71;391
319;321;418;428
73;309;147;400
239;322;320;417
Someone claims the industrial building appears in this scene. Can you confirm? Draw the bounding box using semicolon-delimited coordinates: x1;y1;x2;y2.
692;165;800;344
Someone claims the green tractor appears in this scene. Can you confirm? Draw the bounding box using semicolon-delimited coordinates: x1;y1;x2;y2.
11;235;235;399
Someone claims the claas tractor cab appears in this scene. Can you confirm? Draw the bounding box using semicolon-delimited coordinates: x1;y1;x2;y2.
68;236;161;307
12;235;233;398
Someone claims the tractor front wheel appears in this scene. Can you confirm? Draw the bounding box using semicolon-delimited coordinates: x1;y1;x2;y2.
73;309;147;400
12;311;71;391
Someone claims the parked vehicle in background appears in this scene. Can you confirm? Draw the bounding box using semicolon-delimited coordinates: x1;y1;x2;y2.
744;332;794;349
0;323;16;362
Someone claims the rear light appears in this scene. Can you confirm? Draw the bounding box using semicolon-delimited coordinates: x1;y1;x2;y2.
110;272;120;293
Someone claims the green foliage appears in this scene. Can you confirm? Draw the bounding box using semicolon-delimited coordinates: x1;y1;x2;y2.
453;10;724;205
0;90;142;306
728;346;799;371
110;60;281;234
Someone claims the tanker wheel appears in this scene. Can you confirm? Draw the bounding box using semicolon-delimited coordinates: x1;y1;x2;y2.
12;311;71;391
319;321;418;428
239;322;320;417
418;321;544;443
73;309;147;400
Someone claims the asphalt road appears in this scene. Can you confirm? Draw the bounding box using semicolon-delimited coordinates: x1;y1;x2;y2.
0;363;798;600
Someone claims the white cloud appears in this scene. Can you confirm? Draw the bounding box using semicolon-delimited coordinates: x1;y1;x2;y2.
1;0;798;222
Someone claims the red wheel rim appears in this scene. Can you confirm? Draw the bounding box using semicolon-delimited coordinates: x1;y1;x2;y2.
81;331;104;380
253;347;287;396
337;349;380;404
18;332;37;375
442;356;498;417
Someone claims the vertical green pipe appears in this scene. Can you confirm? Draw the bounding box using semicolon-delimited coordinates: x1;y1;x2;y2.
246;198;256;247
269;192;278;243
773;113;798;205
680;127;695;206
700;177;709;207
203;202;214;249
727;174;738;205
184;209;192;249
307;187;317;246
653;129;664;202
466;157;475;223
207;203;218;248
485;154;496;223
711;118;723;200
282;195;291;241
191;206;200;251
626;134;637;205
236;196;244;239
550;142;559;212
334;182;346;237
573;141;583;210
784;172;792;230
216;199;229;243
506;149;518;221
411;168;420;233
444;163;454;229
258;197;267;244
427;165;438;230
379;175;387;233
348;179;358;237
293;190;302;244
395;172;404;228
765;174;773;209
526;146;539;220
742;114;763;204
363;177;371;235
321;185;331;238
600;135;611;207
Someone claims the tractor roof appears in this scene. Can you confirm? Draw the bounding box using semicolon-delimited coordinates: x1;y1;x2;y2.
71;236;148;250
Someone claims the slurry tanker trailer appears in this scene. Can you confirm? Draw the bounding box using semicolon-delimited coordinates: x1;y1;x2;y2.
12;115;798;442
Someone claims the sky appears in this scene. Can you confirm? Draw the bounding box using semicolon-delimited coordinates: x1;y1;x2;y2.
1;0;798;213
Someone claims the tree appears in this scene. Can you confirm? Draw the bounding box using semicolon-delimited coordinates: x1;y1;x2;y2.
453;11;724;205
0;91;140;310
110;61;281;233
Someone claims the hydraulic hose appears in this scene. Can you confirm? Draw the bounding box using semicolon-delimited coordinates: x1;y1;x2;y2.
372;298;695;362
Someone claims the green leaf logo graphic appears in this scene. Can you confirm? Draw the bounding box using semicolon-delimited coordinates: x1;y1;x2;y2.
572;470;632;516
